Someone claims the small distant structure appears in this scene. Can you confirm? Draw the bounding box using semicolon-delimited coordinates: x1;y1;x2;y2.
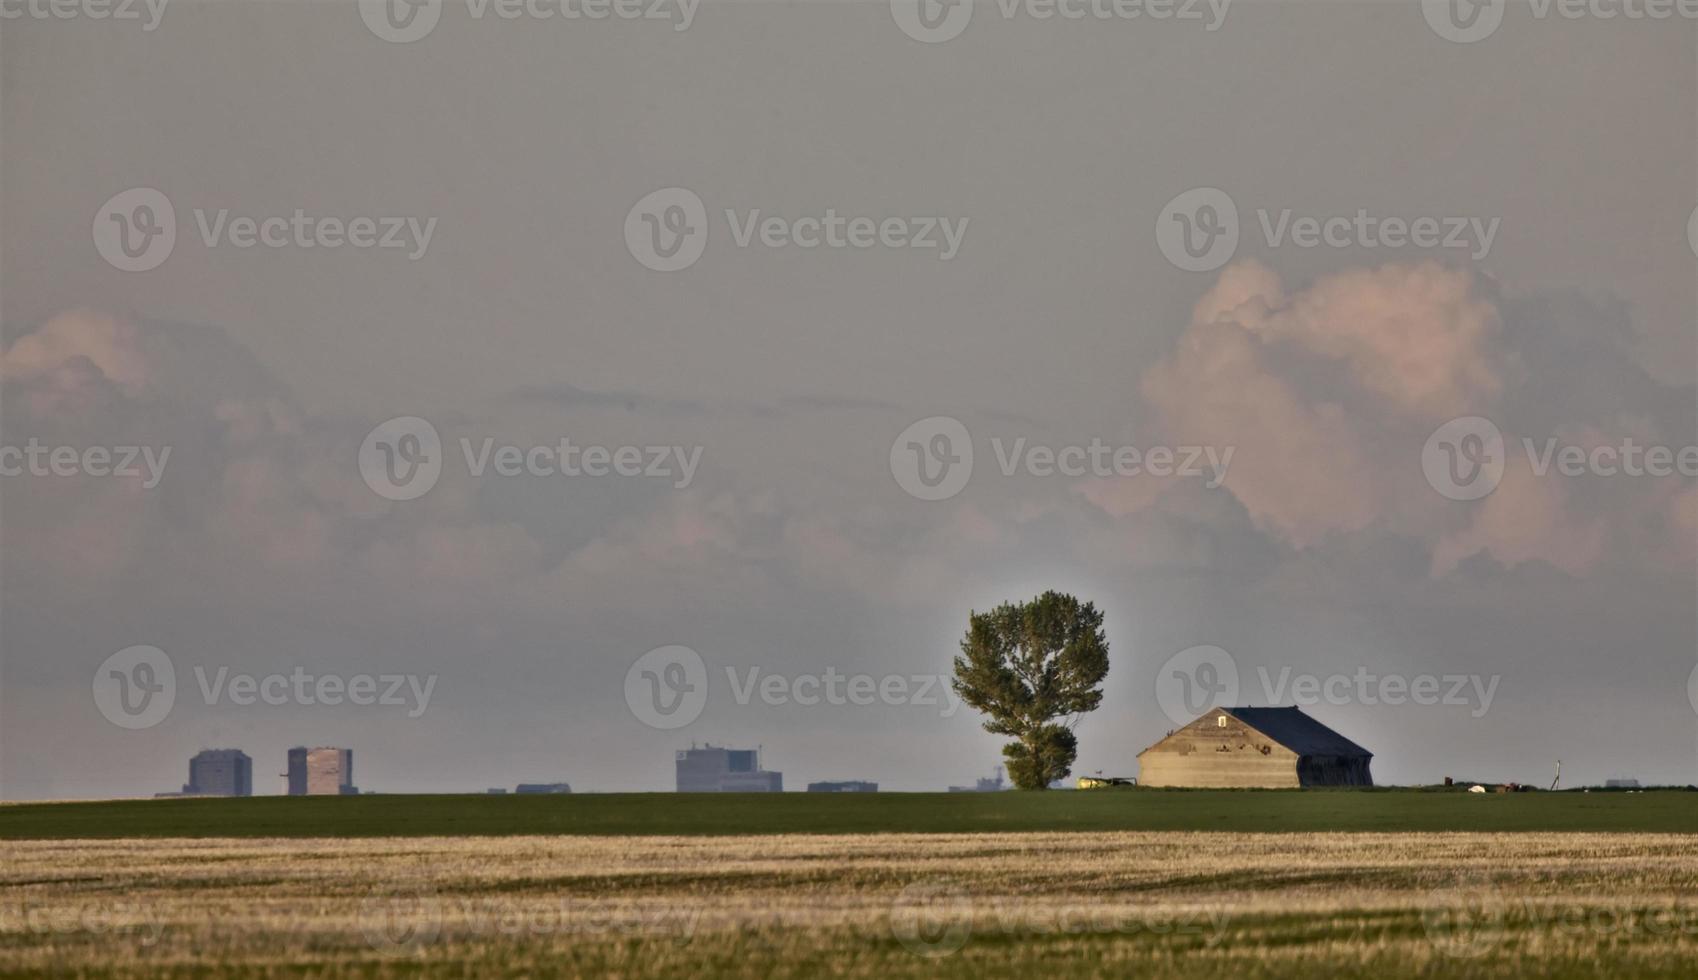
1077;775;1135;789
676;744;782;792
285;747;357;796
807;780;878;793
1461;782;1532;794
1604;778;1641;789
1137;707;1373;788
157;749;253;798
949;766;1005;793
515;782;573;794
486;788;508;795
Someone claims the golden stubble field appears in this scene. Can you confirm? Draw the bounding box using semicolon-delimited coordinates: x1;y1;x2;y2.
2;833;1695;978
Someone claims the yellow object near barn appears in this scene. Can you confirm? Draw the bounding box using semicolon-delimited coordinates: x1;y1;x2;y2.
1077;776;1135;789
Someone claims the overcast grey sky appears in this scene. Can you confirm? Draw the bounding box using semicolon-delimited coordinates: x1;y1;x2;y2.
2;1;1695;798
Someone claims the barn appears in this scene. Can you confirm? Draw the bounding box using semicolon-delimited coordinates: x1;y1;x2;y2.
1136;706;1374;788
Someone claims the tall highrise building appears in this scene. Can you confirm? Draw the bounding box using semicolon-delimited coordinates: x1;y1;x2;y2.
285;747;357;795
178;749;252;797
675;744;781;792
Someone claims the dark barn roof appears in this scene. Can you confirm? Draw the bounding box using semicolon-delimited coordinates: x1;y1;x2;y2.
1224;707;1373;759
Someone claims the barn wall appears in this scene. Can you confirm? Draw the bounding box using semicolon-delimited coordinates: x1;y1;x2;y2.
1296;755;1373;787
1137;713;1301;788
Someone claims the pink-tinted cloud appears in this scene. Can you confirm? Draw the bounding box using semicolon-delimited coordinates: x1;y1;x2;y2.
1097;260;1689;577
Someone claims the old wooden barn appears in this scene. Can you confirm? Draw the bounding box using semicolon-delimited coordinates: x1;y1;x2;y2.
1137;706;1374;788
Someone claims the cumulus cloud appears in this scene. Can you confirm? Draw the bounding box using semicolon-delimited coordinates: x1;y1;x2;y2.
1429;464;1607;577
1095;260;1693;576
0;312;966;620
0;310;150;417
1124;260;1505;549
0;311;538;604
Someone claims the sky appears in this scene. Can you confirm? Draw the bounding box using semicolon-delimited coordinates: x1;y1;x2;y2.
1;0;1695;798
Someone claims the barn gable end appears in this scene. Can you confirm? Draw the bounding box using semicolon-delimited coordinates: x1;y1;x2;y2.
1137;706;1373;788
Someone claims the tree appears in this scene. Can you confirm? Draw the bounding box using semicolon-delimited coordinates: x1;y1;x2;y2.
950;591;1110;790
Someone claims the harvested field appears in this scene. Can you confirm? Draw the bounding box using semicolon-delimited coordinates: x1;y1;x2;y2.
2;832;1694;977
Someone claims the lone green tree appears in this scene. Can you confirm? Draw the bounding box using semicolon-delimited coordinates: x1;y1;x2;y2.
951;591;1110;790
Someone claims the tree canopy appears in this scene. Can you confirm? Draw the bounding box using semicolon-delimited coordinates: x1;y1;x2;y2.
951;591;1110;790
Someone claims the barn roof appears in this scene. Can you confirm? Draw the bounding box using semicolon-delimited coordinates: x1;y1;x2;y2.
1224;707;1373;758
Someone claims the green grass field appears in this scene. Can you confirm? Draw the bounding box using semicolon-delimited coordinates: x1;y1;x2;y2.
2;788;1691;839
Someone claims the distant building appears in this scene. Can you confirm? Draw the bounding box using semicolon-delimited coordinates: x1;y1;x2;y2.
1604;778;1641;789
514;783;572;794
807;780;877;793
285;747;357;795
169;749;252;797
948;766;1005;792
486;788;508;794
1137;706;1373;788
675;744;782;792
1077;776;1134;789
